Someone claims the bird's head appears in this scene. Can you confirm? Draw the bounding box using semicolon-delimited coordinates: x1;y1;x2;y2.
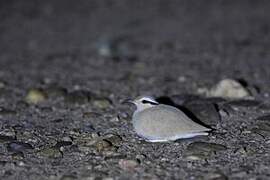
123;95;159;111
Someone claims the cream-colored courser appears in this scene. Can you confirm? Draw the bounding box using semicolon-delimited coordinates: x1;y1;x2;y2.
129;96;211;142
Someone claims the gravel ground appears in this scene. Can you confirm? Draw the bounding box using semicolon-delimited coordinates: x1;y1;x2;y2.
0;0;270;179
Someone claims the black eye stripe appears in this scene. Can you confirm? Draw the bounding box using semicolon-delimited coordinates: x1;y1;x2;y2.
142;100;158;105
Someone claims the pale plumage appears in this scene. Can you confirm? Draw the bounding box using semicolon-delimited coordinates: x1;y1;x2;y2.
130;96;211;142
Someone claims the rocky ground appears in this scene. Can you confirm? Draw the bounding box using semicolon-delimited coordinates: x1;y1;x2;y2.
0;0;270;179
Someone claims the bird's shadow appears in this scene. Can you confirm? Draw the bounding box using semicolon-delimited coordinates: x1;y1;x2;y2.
156;96;213;130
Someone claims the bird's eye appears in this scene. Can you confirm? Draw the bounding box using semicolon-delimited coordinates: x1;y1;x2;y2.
142;100;158;105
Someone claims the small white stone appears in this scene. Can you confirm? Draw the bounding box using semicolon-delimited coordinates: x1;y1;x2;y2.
110;116;119;122
119;159;138;171
18;161;25;166
207;79;250;99
0;81;5;89
178;76;186;82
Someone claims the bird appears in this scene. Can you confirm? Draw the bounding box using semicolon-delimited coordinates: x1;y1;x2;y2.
126;96;211;142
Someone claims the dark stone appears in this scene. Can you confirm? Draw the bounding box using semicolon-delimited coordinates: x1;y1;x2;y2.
11;151;25;160
256;114;270;121
64;90;92;105
256;122;270;131
0;161;7;166
7;142;34;153
184;100;220;127
0;108;16;116
225;100;261;108
51;118;64;123
251;120;270;138
80;124;95;133
39;106;53;113
16;101;29;110
60;175;77;180
218;104;237;116
185;142;227;158
54;141;73;149
0;135;16;143
251;128;270;138
82;112;101;119
46;86;68;98
156;96;220;127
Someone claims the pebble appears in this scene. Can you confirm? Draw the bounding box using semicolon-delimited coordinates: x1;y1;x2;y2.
92;97;112;109
251;121;270;138
187;142;227;152
231;171;248;179
96;36;137;60
184;100;220;127
60;175;77;180
0;108;16;116
102;134;122;147
76;133;121;154
234;146;256;156
46;86;67;98
185;142;227;159
0;81;6;89
82;112;101;119
251;128;270;139
0;128;16;138
132;62;147;75
218;109;230;117
256;114;270;121
16;101;29;110
38;147;63;158
15;131;40;145
203;172;228;180
95;139;113;152
25;88;47;104
225;100;261;109
62;136;73;142
178;76;187;83
7;142;34;153
77;145;92;154
72;132;98;142
110;116;120;122
95;134;122;153
135;154;146;163
40;106;53;113
118;159;138;171
0;135;16;143
255;121;270;131
11;152;25;160
206;79;251;99
80;124;96;133
96;38;115;58
51;118;64;123
54;141;72;149
64;90;91;105
185;154;207;161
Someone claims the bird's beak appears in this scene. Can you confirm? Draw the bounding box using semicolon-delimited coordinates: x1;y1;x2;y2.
121;99;134;105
